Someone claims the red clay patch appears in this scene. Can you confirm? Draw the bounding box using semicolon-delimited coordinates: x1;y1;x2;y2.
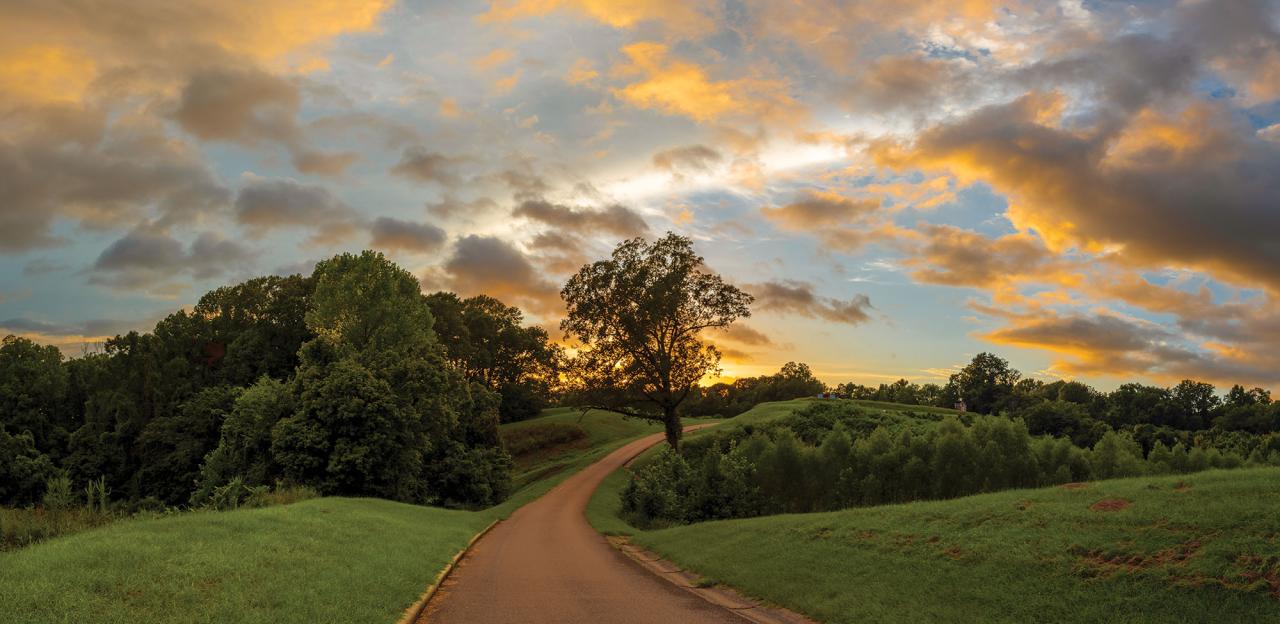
1090;499;1131;512
1061;482;1090;490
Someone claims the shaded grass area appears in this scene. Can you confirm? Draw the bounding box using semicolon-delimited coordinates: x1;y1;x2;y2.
623;468;1280;623
1;497;489;624
2;408;716;624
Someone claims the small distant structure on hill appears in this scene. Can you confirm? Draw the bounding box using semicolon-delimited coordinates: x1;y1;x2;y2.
954;399;967;412
815;392;847;400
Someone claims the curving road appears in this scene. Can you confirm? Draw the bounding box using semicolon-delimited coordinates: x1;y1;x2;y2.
422;426;745;624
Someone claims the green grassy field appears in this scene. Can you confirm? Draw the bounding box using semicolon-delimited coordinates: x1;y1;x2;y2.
616;468;1280;623
0;407;708;624
587;399;1280;622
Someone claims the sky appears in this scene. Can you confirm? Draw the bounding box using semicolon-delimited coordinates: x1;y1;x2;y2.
1;0;1279;392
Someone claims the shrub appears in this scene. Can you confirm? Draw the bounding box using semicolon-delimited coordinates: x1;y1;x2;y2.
500;422;588;457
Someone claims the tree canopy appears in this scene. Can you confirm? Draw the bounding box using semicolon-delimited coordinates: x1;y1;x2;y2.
560;233;753;447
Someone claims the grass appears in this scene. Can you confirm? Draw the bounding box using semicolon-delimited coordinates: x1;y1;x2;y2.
587;399;1280;622
1;407;715;624
616;468;1280;623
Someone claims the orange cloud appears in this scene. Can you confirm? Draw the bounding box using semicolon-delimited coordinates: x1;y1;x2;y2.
482;0;715;36
612;42;802;124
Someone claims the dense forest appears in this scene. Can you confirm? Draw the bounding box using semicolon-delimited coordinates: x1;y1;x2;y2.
0;251;557;510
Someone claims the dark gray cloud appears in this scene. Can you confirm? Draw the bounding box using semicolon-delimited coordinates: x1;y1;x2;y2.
513;199;649;237
369;216;447;254
391;147;460;185
172;68;359;177
173;67;300;143
234;176;359;243
750;280;874;325
427;235;561;316
88;227;256;293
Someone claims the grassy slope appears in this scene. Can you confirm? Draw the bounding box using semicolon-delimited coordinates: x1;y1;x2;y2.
587;398;1280;622
631;468;1280;623
1;408;712;624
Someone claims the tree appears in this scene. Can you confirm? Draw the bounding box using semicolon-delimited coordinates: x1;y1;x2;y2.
424;292;561;422
561;233;753;447
0;335;68;455
945;352;1020;415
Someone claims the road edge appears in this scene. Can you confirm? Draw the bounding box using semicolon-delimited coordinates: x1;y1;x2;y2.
596;424;818;624
398;519;501;624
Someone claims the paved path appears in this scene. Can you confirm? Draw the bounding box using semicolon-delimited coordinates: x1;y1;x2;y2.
423;426;744;624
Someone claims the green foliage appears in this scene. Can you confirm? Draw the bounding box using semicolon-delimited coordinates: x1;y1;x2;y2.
425;292;561;423
41;476;76;510
136;385;242;505
307;250;435;364
272;350;424;500
623;407;1252;527
194;376;295;504
85;477;110;514
0;335;68;455
560;232;753;447
500;421;588;457
0;428;57;505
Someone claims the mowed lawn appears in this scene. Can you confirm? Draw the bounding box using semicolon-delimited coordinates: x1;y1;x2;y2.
1;408;712;624
0;497;490;624
624;467;1280;623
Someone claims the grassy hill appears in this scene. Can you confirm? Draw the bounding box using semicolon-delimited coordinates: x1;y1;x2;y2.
1;407;705;624
614;467;1280;623
588;399;1280;622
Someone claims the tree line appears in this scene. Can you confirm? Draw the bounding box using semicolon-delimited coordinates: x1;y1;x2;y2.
622;401;1277;527
838;352;1280;440
0;251;559;509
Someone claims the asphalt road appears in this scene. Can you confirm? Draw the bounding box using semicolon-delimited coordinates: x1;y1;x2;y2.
422;426;745;624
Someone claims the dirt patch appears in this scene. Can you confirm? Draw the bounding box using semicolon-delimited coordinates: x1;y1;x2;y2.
1173;482;1193;493
1078;539;1203;575
1090;499;1131;512
1061;482;1090;490
942;546;964;560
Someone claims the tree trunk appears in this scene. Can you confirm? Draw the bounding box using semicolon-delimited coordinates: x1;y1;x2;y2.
662;406;682;449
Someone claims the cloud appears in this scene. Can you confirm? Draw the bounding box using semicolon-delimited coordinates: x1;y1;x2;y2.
426;195;499;220
172;67;300;143
652;144;722;176
481;0;716;37
981;308;1280;388
369;217;447;254
612;42;801;124
750;280;874;326
904;224;1067;289
873;93;1280;291
715;323;775;347
762;190;879;228
0;112;231;252
851;54;974;113
390;147;460;186
513;199;649;237
426;235;562;317
233;176;359;244
88;227;256;293
292;150;359;176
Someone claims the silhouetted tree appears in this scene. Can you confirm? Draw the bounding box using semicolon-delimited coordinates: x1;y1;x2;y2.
560;233;753;447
